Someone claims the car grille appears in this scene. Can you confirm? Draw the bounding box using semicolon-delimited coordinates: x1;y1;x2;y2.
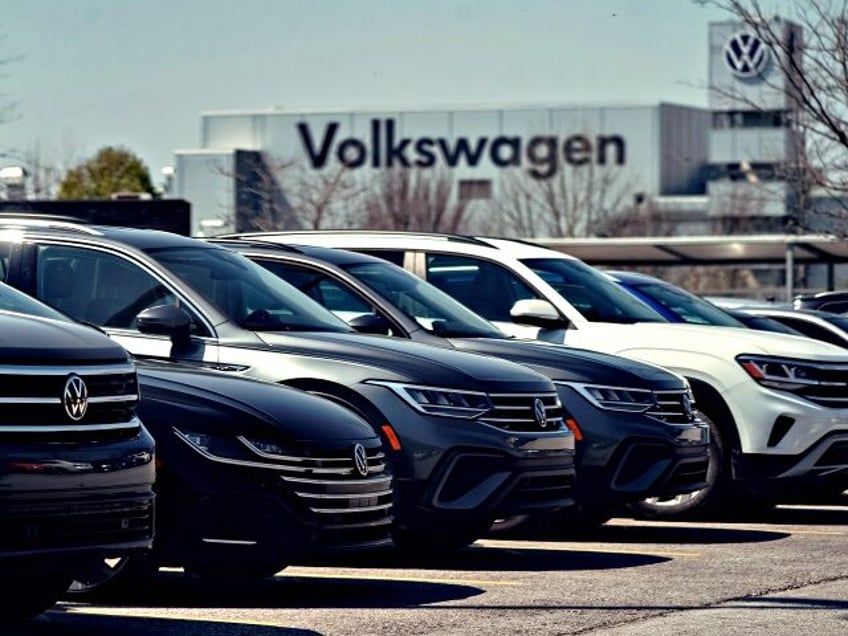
795;364;848;408
0;494;154;549
479;392;564;432
272;443;394;548
0;362;141;440
646;390;695;424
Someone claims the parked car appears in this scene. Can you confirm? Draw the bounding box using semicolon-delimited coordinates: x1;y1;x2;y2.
0;280;394;592
211;239;710;526
0;221;575;551
607;271;806;337
0;284;154;621
736;307;848;350
793;290;848;314
723;308;805;335
604;270;750;327
227;231;848;514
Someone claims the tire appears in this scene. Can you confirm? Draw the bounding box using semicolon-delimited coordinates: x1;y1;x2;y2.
628;409;727;520
489;506;612;539
0;569;72;622
67;555;157;597
392;522;490;554
185;560;286;585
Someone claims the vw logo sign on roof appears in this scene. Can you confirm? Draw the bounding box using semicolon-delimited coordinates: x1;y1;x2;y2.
63;374;89;421
724;31;771;78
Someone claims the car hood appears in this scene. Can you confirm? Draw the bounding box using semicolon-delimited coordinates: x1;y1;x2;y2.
449;337;686;390
576;322;848;361
0;311;129;364
136;362;378;443
255;331;553;393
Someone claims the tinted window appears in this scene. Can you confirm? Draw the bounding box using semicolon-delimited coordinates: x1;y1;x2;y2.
346;260;503;338
34;244;188;331
426;254;540;322
147;246;352;333
770;316;848;348
522;258;666;324
628;281;746;327
356;249;406;267
0;281;69;320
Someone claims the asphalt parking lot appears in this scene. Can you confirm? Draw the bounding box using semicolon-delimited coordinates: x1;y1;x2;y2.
11;498;848;636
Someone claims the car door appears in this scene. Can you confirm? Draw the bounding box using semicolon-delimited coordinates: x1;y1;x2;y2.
18;240;220;365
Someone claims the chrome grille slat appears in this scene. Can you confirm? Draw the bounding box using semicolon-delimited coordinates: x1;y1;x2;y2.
481;392;564;432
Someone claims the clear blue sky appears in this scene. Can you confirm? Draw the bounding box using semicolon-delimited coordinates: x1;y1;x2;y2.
1;0;731;188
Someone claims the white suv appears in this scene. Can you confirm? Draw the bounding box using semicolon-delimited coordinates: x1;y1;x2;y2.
225;231;848;517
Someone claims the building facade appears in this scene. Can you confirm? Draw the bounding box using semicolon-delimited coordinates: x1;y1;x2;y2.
174;19;805;240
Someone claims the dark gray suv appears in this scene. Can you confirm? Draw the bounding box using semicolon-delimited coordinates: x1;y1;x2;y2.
0;222;575;551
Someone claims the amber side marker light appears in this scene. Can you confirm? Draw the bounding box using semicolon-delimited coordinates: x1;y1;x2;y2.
381;424;402;451
565;417;583;442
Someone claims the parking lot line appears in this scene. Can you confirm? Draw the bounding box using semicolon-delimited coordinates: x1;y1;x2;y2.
474;539;702;558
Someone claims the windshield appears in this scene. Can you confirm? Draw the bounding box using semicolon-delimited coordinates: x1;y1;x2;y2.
521;258;667;324
343;261;505;338
0;282;71;321
147;246;352;332
627;281;747;327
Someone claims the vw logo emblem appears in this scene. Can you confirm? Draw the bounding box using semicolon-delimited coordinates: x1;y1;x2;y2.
724;31;770;78
533;398;548;428
63;374;89;421
352;443;369;477
682;393;694;421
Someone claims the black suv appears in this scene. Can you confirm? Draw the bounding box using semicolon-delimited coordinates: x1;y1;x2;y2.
0;284;154;620
216;240;711;527
0;281;393;592
0;221;575;550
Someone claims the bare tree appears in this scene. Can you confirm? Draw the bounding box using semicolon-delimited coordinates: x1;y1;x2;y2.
358;168;471;233
281;162;363;229
491;163;636;238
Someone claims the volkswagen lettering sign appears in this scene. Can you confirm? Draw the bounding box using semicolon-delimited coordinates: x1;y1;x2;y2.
724;31;770;79
63;374;89;421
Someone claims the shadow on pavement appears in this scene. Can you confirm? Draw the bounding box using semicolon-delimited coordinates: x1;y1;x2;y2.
5;608;317;636
65;569;485;610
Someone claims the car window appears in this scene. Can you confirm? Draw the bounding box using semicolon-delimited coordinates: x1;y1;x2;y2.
769;316;848;348
33;244;195;332
630;281;746;327
0;242;12;281
425;253;539;322
522;258;666;324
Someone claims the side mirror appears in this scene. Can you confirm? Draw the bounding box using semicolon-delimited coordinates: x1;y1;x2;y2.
510;299;569;329
347;313;391;335
137;304;192;346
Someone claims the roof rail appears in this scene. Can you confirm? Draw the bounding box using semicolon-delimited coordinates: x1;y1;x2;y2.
0;214;102;235
220;230;493;248
205;237;303;254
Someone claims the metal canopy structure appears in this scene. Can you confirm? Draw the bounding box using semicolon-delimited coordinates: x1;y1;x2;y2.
534;234;848;299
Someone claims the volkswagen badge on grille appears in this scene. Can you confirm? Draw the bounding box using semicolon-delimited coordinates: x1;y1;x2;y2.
353;443;369;477
682;393;694;421
63;374;89;421
533;398;547;428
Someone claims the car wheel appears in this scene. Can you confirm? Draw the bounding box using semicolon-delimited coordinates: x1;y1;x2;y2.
628;409;726;520
185;560;286;585
67;555;157;596
0;568;72;622
392;522;490;554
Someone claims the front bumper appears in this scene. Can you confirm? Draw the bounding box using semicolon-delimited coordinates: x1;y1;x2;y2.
0;430;156;561
556;384;710;504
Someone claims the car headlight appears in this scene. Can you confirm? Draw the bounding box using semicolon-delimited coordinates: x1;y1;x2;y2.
174;428;291;464
559;382;657;413
737;355;826;391
366;381;493;418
